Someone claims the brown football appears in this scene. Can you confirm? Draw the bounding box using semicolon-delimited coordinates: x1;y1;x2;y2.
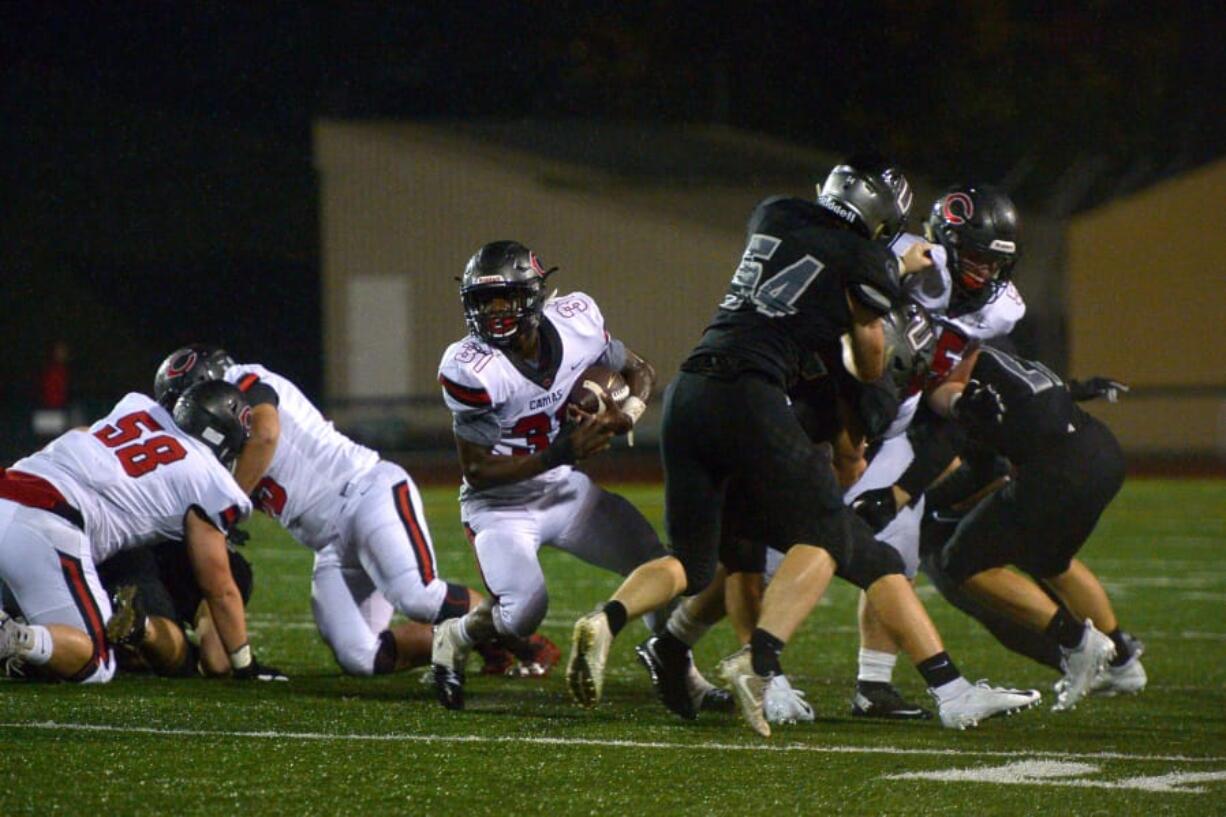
567;365;630;415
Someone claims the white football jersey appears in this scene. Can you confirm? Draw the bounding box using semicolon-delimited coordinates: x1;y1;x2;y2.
438;292;618;500
11;392;251;563
225;364;380;550
885;232;1027;438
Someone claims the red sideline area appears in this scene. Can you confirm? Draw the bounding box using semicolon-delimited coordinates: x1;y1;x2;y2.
387;448;1226;487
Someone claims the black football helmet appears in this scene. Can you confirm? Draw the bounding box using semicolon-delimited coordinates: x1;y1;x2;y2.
925;184;1020;307
816;152;914;244
459;240;556;347
172;380;251;468
881;301;936;392
154;345;235;410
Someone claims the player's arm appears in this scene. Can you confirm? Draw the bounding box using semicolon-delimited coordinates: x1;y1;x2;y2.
844;292;887;382
232;383;280;495
604;344;655;435
455;411;612;492
184;508;249;659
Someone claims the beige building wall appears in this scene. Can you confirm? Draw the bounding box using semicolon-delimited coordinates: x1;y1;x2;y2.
1067;158;1226;453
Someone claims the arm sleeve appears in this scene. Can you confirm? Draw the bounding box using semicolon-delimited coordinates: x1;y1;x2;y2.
596;336;628;371
452;410;502;447
242;381;279;408
897;409;963;500
847;243;902;315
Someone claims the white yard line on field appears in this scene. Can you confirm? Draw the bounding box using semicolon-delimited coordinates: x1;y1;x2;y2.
1;721;1222;765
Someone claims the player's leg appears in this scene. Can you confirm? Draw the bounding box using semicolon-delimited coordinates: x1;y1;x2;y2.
101;544;198;676
310;546;388;676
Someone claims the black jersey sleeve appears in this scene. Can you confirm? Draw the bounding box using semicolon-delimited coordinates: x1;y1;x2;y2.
845;241;902;315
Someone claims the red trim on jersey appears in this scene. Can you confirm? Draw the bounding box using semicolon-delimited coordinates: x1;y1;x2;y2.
58;552;109;673
236;373;260;392
438;374;491;407
393;481;436;584
0;470;84;529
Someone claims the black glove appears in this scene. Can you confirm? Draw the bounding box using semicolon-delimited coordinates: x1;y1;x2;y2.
232;658;289;682
540;423;578;469
226;525;251;547
953;379;1006;426
1068;376;1129;403
850;486;898;533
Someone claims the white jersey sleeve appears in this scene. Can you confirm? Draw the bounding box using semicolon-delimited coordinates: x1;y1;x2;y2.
894;232;953;314
12;393;252;563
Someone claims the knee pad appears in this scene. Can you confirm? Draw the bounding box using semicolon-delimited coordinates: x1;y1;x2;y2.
328;635;379;677
836;533;906;590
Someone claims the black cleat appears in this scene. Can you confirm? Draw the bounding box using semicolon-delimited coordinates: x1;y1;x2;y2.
106;585;148;647
432;664;466;710
851;680;934;720
635;636;697;720
698;686;736;713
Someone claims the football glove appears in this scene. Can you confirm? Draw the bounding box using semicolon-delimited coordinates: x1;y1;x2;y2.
850;487;898;533
952;379;1006;426
232;658;289;682
1068;376;1129;403
226;525;251;547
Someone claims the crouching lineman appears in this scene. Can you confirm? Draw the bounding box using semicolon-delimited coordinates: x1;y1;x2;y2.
153;346;508;680
922;343;1144;710
432;240;731;712
0;381;275;682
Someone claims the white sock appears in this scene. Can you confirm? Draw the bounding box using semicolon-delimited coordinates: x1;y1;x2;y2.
665;604;710;648
21;624;54;666
930;676;972;703
456;616;477;647
857;648;898;684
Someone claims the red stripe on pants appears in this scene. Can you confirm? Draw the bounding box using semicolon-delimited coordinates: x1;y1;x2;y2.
393;482;436;584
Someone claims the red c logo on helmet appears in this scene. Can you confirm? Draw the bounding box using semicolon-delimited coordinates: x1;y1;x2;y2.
166;351;198;378
942;192;974;225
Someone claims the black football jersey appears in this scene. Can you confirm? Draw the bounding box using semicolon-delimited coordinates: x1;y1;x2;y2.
965;346;1085;463
688;196;903;389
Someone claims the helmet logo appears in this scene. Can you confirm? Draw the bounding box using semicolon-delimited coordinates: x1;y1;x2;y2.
942;192;975;225
883;168;912;214
167;351;199;379
528;252;546;278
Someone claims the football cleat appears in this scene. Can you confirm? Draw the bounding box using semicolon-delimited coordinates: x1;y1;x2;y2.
474;639;515;676
934;680;1041;730
692;664;735;713
1053;619;1116;712
0;610;32;676
851;680;933;720
566;611;613;707
635;635;698;720
716;646;771;738
1088;654;1147;697
105;585;148;647
765;674;815;724
431;618;470;710
508;633;562;678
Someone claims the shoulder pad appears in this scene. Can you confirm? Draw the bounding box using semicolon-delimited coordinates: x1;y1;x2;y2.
544;291;605;331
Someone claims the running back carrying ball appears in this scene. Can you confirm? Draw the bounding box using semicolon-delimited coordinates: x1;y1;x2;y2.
568;365;630;416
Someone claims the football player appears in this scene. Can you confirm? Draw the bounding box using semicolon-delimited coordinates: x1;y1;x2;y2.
431;240;730;712
567;154;1040;736
920;343;1145;708
153;346;495;680
0;381;271;682
840;184;1027;720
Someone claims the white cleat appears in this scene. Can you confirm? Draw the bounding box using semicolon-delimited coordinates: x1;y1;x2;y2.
0;610;33;676
716;646;771;737
1088;654;1147;697
430;618;472;710
567;611;613;707
1053;619;1116;712
934;681;1042;730
764;674;815;724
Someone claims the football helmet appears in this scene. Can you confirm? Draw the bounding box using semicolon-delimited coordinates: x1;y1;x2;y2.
881;301;936;392
816;152;914;244
154;345;235;410
172;380;251;467
926;184;1020;306
459;241;555;347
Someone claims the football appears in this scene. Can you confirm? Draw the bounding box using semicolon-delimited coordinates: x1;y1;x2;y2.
567;365;630;415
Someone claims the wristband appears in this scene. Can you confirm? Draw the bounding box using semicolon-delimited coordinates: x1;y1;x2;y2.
229;642;253;670
621;396;647;425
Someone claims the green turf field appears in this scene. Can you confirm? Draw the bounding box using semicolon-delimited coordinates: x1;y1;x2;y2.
3;479;1224;815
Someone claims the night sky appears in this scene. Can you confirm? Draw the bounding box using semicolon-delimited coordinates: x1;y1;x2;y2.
4;3;1223;413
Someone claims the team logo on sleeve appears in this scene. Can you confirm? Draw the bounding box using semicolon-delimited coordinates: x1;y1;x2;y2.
941;192;974;225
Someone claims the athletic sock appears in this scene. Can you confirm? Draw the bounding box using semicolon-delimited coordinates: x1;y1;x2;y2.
665;603;710;647
857;648;898;684
750;628;784;677
916;651;961;690
456;615;479;646
20;623;53;666
1044;608;1086;650
1106;628;1134;666
602;601;628;636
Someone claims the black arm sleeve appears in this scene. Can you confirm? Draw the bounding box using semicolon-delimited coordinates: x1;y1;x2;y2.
896;408;962;500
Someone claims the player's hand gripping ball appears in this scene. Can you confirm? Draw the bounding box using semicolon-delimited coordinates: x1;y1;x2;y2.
567;366;632;433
